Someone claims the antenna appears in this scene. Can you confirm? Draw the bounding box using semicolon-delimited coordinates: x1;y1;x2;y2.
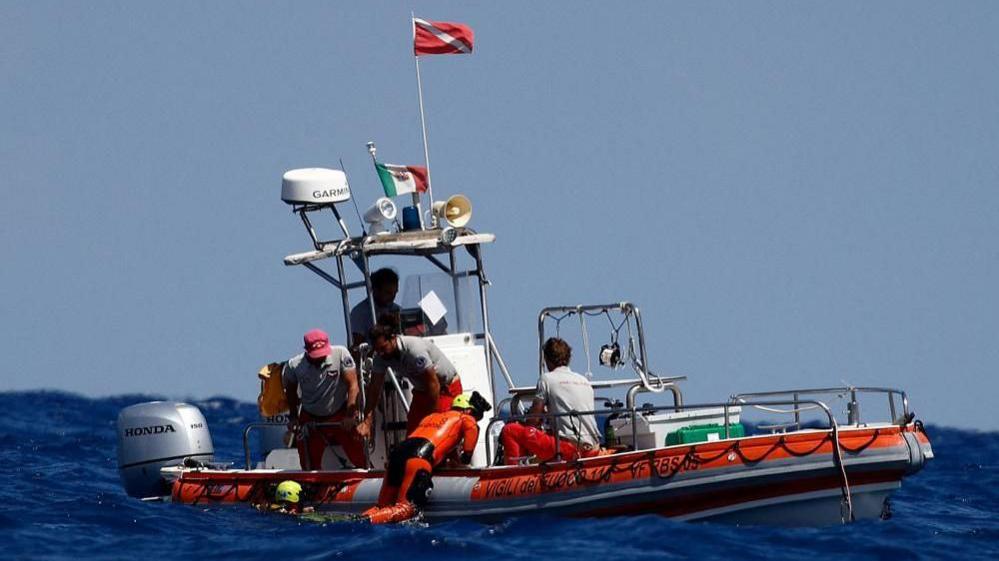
341;157;366;236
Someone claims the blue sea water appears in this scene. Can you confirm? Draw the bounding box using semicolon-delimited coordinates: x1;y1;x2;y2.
2;391;997;561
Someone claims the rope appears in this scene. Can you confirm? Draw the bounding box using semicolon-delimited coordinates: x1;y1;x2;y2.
549;311;574;339
318;429;352;470
829;422;855;523
546;309;635;376
189;475;263;505
836;429;880;454
311;481;349;507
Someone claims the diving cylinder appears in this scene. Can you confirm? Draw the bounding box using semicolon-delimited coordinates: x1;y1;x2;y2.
116;401;214;498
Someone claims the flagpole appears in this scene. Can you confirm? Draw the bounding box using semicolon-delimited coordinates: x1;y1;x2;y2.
413;15;434;227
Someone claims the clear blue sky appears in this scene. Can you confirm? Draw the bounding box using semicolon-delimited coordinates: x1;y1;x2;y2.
2;2;997;429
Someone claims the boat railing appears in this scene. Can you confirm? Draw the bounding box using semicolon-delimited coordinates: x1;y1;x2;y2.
537;303;675;397
501;377;685;455
485;397;843;466
243;421;287;469
504;377;685;414
730;386;911;427
241;420;357;470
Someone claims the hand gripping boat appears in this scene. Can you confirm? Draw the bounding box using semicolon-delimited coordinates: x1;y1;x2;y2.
116;169;933;526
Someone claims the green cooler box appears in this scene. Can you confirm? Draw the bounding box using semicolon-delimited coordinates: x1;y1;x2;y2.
665;423;745;445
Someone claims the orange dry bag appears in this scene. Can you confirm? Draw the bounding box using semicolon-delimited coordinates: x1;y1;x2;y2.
257;362;288;417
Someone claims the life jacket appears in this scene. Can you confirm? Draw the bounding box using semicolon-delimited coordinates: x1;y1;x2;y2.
257;362;288;417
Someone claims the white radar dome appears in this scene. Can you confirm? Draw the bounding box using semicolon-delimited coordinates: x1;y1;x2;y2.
281;168;351;205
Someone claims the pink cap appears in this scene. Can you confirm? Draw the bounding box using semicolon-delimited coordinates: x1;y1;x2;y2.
303;329;332;360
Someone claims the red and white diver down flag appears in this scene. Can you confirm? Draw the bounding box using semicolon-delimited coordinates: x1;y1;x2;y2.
413;18;474;56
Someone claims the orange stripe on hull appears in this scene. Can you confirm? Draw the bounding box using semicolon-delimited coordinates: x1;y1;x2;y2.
172;472;378;505
471;427;904;502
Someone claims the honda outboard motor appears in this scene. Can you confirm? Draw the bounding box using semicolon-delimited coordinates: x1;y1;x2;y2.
117;401;214;498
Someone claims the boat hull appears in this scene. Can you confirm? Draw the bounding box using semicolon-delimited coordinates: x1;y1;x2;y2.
168;423;932;526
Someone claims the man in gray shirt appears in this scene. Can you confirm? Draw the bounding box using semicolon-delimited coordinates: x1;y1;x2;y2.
283;328;366;469
349;268;401;349
364;324;464;434
500;338;600;464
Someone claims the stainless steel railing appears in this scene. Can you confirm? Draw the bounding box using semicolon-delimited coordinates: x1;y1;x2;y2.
241;420;357;470
730;386;910;427
485;397;843;465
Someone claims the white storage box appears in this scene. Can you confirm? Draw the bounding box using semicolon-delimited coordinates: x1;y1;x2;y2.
609;406;742;450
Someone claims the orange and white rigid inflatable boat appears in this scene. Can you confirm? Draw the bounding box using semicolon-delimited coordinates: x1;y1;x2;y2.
118;170;933;526
164;414;931;525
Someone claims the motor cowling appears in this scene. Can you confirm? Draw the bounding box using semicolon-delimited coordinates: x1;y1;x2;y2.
117;401;214;498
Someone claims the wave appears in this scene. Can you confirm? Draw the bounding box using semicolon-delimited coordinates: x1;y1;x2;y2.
1;391;997;561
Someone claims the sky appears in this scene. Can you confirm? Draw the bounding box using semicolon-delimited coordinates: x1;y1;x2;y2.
2;2;997;429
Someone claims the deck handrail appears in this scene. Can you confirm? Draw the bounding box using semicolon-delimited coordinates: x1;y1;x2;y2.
730;386;910;427
242;420;355;470
485;398;841;465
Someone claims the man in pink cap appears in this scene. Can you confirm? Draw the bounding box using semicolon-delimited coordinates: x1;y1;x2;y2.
282;329;366;469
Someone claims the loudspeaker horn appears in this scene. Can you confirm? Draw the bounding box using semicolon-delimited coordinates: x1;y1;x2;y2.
432;194;472;228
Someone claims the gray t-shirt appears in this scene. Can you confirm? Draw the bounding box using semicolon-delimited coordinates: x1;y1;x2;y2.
283;347;356;417
349;298;401;339
372;335;458;392
536;366;600;448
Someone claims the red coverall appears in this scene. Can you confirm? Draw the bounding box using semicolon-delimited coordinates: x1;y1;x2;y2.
500;422;583;464
363;409;479;524
296;410;367;470
407;378;463;434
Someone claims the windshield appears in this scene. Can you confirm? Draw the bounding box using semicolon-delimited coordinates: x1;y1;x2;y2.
397;272;482;336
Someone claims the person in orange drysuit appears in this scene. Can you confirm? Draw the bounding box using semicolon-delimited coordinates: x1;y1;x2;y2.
362;391;491;524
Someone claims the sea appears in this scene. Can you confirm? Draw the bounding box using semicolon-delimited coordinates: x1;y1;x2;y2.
2;391;997;561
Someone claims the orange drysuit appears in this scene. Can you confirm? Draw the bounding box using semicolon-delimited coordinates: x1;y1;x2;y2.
363;409;479;524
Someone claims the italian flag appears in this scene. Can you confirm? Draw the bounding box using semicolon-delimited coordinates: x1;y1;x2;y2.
375;162;428;197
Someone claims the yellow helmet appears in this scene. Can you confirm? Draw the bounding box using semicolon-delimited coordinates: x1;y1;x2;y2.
452;391;491;420
275;480;302;504
451;392;473;410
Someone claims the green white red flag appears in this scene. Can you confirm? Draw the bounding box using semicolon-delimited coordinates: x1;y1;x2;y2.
413;18;474;56
375;161;428;197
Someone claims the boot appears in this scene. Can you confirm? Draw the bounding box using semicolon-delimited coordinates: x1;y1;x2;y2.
364;502;419;524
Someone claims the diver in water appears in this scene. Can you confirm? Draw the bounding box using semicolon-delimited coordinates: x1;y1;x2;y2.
362;391;491;524
256;480;362;524
256;480;314;515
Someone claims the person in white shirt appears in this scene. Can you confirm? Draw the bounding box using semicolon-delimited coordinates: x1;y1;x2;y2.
500;337;600;464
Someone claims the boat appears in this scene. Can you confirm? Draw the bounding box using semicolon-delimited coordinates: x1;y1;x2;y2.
115;167;933;526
